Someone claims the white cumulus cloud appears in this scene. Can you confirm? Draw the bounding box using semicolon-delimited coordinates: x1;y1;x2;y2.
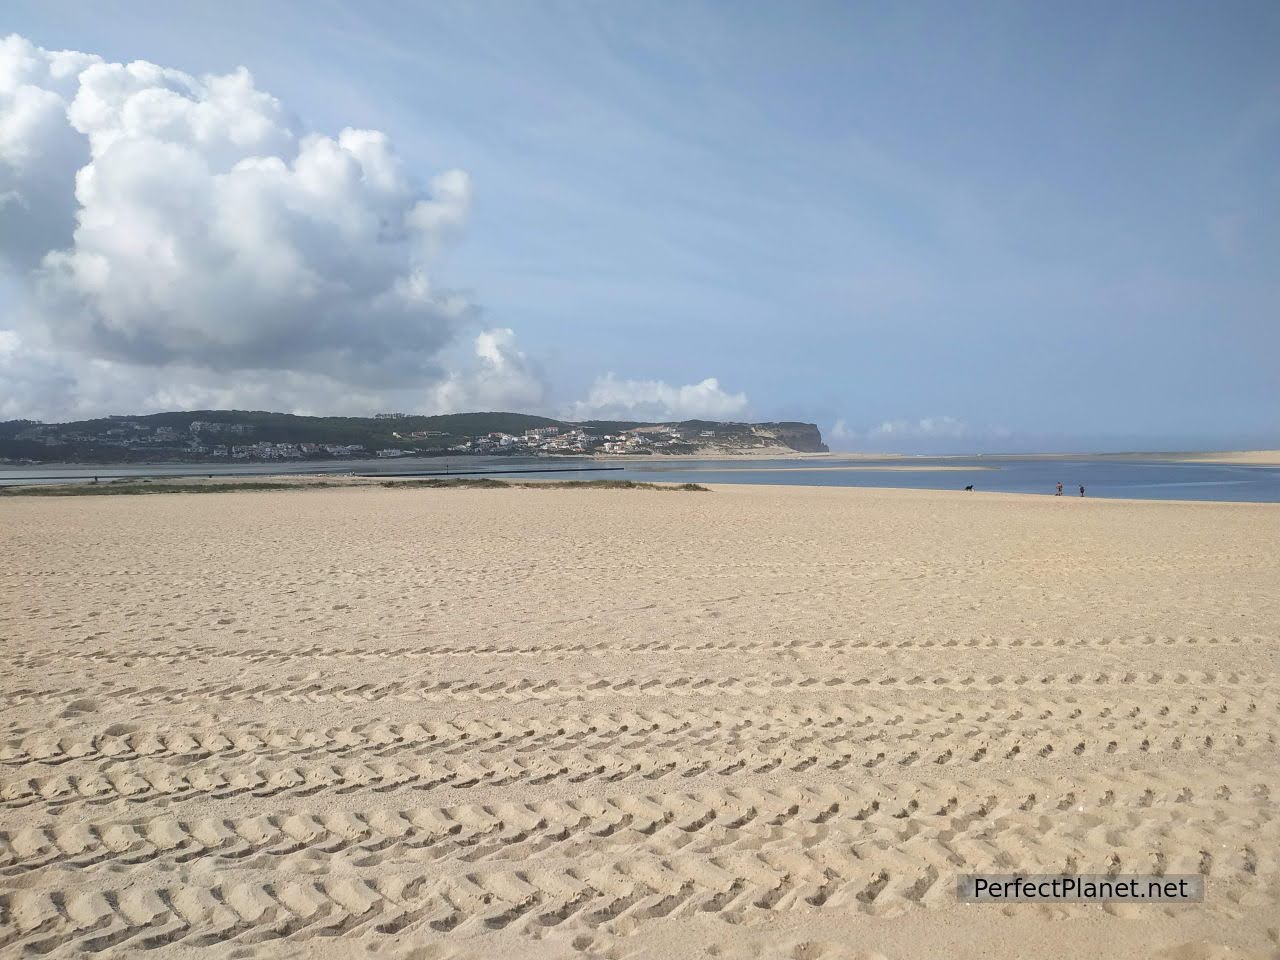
0;33;475;414
566;374;748;421
0;34;757;426
0;35;99;268
426;328;548;414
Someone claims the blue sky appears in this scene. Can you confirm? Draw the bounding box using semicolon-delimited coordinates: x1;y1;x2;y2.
2;1;1277;452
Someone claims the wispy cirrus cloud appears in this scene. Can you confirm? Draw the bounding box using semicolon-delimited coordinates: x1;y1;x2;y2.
829;415;1011;453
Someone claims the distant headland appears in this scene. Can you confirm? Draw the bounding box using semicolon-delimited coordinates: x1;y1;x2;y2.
0;411;828;465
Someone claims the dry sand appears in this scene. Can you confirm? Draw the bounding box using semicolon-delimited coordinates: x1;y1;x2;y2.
1174;450;1280;466
1;484;1277;959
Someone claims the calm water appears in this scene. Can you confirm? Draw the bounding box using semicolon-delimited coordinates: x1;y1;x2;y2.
607;457;1280;503
2;455;1279;502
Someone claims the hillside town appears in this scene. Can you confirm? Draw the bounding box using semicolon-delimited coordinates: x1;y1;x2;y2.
1;411;826;464
456;425;697;457
5;421;696;460
5;419;369;461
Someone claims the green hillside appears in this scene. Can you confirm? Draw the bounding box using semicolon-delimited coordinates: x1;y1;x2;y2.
0;410;827;462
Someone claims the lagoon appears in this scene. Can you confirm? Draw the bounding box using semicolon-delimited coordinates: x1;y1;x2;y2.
3;455;1279;502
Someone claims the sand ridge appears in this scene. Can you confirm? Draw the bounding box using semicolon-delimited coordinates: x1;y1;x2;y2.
1;484;1278;958
1173;450;1280;466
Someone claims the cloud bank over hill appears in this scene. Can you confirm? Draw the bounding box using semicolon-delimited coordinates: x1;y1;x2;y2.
0;34;746;423
566;374;748;422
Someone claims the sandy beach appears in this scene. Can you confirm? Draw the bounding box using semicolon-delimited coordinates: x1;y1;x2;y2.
2;484;1277;959
1174;450;1280;466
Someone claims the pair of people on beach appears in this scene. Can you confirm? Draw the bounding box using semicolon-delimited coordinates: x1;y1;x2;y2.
1056;482;1084;497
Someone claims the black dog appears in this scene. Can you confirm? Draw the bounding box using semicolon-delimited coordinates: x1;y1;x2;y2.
963;484;974;491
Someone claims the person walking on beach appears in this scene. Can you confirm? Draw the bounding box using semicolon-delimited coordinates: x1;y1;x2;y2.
1079;484;1085;497
1056;482;1063;496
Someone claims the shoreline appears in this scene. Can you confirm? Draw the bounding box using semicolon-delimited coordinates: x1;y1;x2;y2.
618;463;991;472
2;473;1277;507
591;450;835;461
1165;449;1280;466
7;448;1280;471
